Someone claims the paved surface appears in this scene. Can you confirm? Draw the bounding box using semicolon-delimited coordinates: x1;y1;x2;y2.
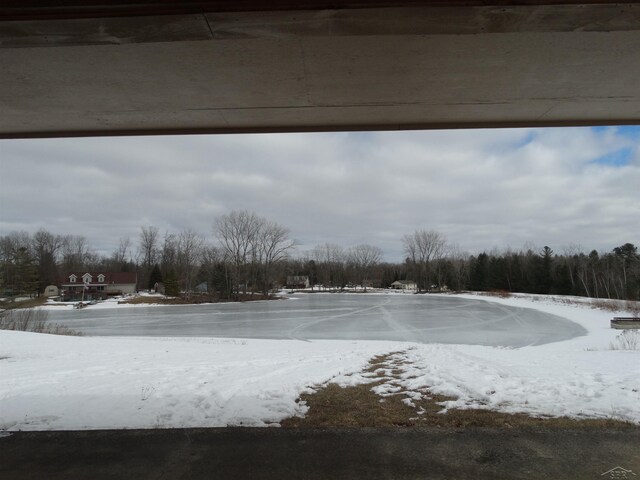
48;294;586;347
1;427;639;479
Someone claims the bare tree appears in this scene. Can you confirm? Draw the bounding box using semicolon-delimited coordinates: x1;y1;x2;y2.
200;244;230;297
160;232;178;272
177;228;204;293
1;231;33;261
402;230;447;291
31;229;62;292
446;243;469;291
258;221;296;295
312;243;346;289
561;244;582;293
214;210;263;299
112;237;131;266
61;235;90;272
348;244;383;291
138;226;159;289
138;226;159;270
0;231;37;298
32;229;63;264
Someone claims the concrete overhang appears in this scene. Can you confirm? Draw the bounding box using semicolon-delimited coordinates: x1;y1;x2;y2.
1;1;639;138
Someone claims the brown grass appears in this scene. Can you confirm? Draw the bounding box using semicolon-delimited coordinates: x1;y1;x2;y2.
119;296;195;306
625;300;640;318
471;293;640;316
482;290;512;299
0;296;47;310
590;298;625;312
281;352;637;430
119;293;278;306
281;382;634;429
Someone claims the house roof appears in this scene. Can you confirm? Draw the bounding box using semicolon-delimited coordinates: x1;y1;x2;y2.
61;272;137;285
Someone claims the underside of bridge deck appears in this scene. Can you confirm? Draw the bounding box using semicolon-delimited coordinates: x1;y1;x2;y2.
1;1;639;138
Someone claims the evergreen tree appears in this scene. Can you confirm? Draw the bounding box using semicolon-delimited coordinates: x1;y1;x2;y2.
613;243;639;300
469;253;489;291
209;262;232;299
163;270;180;297
488;256;508;291
147;264;163;290
534;246;554;294
13;247;39;298
506;254;524;292
553;262;573;295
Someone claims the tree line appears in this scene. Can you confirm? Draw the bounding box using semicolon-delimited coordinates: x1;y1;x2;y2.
1;213;638;301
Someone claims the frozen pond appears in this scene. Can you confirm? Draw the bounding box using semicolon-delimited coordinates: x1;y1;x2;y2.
47;294;587;347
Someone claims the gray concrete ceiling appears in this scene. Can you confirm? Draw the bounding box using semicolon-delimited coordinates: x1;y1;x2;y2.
1;1;639;138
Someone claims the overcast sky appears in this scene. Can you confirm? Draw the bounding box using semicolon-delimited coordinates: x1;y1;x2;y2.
1;126;638;262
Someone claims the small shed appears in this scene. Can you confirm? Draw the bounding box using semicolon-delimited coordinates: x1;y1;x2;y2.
43;285;59;297
611;317;640;329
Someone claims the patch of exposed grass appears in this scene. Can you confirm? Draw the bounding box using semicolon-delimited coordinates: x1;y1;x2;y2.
0;296;47;311
481;290;512;299
282;382;634;429
363;352;404;374
118;296;188;305
591;298;626;312
281;352;637;429
625;300;640;318
472;292;640;317
283;381;412;427
119;292;279;305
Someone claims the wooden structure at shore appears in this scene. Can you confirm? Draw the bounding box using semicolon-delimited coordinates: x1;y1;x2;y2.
611;317;640;330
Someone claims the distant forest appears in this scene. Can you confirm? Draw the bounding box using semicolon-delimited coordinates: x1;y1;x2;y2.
1;210;638;301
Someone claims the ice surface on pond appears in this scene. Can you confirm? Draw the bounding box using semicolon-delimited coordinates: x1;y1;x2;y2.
47;294;586;347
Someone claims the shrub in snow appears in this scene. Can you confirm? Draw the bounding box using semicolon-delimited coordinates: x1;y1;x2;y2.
609;330;640;351
625;300;640;319
0;308;48;331
0;308;81;336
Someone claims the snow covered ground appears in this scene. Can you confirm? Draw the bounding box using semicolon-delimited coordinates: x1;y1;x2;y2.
367;294;640;422
1;293;638;430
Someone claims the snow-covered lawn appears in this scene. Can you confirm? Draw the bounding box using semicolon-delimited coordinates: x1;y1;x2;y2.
406;293;639;422
1;294;638;430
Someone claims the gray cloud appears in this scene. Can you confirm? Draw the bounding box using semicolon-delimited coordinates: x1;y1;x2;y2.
1;127;638;261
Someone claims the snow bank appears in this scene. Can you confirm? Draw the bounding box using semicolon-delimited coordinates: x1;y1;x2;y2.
384;293;639;423
0;332;399;431
1;293;638;430
40;295;166;311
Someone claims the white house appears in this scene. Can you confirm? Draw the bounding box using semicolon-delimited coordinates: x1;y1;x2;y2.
61;271;137;301
286;275;310;289
390;280;417;291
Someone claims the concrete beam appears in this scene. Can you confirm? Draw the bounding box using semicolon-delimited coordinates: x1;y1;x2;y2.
1;3;639;138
